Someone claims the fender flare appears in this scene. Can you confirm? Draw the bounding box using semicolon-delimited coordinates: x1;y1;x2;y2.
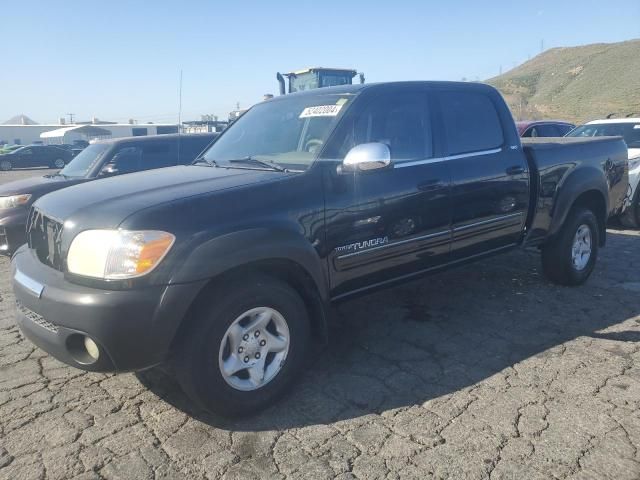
548;166;609;240
170;227;329;302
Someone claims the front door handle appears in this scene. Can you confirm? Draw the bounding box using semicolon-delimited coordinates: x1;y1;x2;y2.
506;165;525;175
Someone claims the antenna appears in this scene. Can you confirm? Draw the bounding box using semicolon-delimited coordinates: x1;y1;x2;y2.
178;70;183;132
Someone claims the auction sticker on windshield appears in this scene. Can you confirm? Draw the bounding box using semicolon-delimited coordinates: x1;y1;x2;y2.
299;104;343;118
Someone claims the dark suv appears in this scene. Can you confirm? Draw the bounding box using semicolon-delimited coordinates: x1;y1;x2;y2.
0;133;217;253
0;145;74;171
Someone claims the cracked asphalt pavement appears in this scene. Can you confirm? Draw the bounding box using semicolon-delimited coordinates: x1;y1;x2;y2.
1;168;640;479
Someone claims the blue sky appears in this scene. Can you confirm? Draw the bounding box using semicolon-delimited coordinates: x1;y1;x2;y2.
1;0;638;124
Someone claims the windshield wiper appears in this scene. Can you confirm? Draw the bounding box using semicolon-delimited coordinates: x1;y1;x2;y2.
192;157;217;167
227;156;286;172
44;172;69;179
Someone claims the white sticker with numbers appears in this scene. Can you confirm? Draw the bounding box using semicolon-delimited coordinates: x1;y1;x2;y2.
299;104;343;118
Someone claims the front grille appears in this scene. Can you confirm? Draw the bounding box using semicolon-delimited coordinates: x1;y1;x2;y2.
27;207;63;270
16;301;59;333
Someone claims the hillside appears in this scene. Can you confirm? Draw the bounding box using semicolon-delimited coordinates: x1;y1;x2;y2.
487;39;640;123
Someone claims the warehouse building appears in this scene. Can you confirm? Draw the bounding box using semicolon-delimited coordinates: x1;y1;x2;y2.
0;115;179;146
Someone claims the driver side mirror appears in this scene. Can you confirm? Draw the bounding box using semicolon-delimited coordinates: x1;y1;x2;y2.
99;163;119;177
341;143;392;173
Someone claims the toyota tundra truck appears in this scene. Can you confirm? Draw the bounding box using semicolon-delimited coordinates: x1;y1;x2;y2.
11;82;628;416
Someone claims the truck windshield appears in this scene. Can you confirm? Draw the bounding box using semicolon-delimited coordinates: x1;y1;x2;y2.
567;123;640;149
203;93;355;171
60;143;110;178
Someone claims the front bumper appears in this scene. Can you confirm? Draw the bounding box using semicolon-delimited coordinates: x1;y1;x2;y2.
11;245;207;372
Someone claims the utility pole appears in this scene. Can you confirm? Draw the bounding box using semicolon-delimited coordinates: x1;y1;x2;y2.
540;39;544;53
66;113;75;124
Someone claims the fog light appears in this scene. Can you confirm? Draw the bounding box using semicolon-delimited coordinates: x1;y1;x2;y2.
84;337;100;360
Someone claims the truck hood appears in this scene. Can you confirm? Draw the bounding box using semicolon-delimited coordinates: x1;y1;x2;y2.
0;174;84;198
34;165;291;228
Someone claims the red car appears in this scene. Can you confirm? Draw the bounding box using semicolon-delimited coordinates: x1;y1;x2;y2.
516;120;575;137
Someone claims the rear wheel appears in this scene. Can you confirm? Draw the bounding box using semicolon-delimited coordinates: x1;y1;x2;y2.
173;274;310;417
542;207;599;286
0;159;12;171
52;158;65;169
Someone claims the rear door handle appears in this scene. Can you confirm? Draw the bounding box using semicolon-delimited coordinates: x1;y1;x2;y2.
506;165;525;175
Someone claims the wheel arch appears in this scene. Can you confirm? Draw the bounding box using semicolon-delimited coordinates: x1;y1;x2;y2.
170;258;330;357
167;228;330;354
548;168;609;247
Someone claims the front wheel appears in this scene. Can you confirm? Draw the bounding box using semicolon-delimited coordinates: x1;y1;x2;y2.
173;274;310;417
541;207;599;286
0;159;12;171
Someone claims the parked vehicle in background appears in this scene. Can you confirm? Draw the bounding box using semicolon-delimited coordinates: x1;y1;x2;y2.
516;120;575;137
0;145;73;171
566;118;640;227
0;133;217;253
11;82;627;416
54;144;85;158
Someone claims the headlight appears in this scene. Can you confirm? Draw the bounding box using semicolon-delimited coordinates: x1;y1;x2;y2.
67;229;175;280
0;194;31;209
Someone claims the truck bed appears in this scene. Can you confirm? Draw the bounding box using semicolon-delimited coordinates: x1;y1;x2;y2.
521;136;629;246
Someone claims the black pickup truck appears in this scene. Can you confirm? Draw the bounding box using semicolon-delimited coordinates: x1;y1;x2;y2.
11;82;628;416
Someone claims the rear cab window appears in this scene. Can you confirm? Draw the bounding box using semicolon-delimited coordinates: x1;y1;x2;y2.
438;90;504;155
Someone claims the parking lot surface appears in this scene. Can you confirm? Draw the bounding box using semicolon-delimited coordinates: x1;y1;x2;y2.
1;169;640;480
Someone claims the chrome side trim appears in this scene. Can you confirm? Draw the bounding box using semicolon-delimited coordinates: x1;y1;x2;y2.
453;212;523;232
336;230;450;260
395;148;502;169
14;269;44;298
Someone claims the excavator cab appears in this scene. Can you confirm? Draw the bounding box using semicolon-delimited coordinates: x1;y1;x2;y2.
276;67;364;95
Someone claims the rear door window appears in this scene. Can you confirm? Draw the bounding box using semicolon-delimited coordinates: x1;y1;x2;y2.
439;91;504;155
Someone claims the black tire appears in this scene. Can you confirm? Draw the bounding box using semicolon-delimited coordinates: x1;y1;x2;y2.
172;274;310;417
0;159;12;171
541;207;599;286
620;188;640;229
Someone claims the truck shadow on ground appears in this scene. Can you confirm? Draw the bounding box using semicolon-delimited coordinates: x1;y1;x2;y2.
138;231;640;431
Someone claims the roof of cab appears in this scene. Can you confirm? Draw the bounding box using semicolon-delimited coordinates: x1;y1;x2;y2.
267;81;500;101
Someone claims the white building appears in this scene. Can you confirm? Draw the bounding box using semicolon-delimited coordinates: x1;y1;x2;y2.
0;117;179;146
